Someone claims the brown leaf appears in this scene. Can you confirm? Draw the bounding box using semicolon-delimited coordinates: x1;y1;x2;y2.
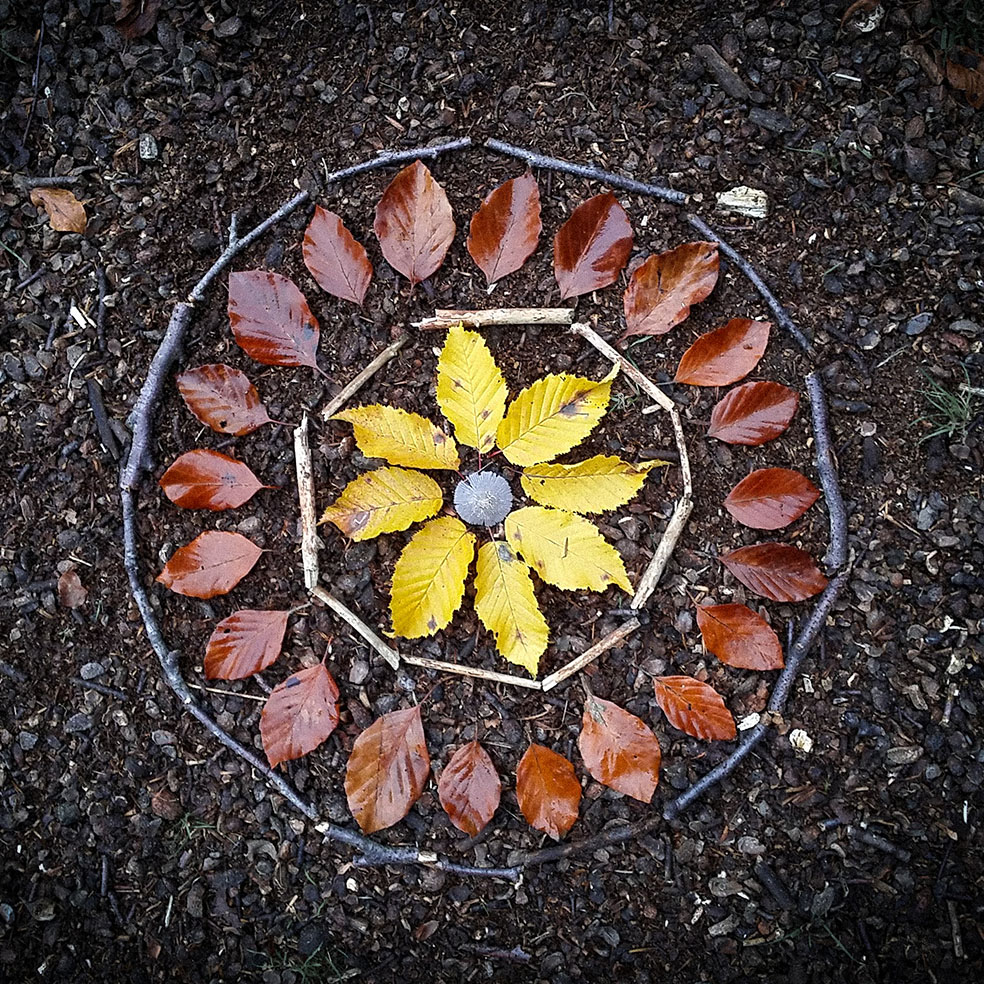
553;192;633;300
578;697;661;803
652;676;736;741
156;531;262;599
720;542;828;602
437;740;501;836
467;171;542;283
150;788;182;821
176;364;273;436
946;47;984;109
696;603;784;671
57;569;87;609
345;706;431;833
707;381;799;445
723;468;820;530
373;160;455;285
261;663;340;768
116;0;162;39
674;318;771;386
159;449;267;511
515;743;581;839
302;206;373;305
228;270;320;369
204;609;289;680
620;242;719;341
29;188;87;234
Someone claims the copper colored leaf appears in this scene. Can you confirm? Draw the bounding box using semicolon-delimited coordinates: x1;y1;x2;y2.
578;697;661;803
345;706;431;834
720;542;828;602
176;363;273;435
159;449;267;511
302;206;373;305
204;609;289;680
437;741;501;836
467;171;542;283
515;743;581;840
707;381;799;445
946;47;984;109
228;270;320;369
696;603;784;671
116;0;161;39
724;468;820;530
652;676;736;741
674;318;771;386
260;663;340;768
29;187;87;233
553;192;633;300
57;569;87;609
156;531;261;599
620;242;719;341
373;160;455;285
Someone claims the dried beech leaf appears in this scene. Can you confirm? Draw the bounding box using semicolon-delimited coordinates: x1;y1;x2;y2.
116;0;161;39
159;449;267;511
302;206;373;305
578;696;661;803
156;531;261;599
674;318;771;386
652;676;736;741
553;192;633;300
946;47;984;109
724;468;820;530
696;603;784;671
515;743;581;840
467;171;542;283
204;609;289;680
176;363;273;435
57;569;87;609
261;663;339;768
707;381;799;445
333;405;460;470
438;740;501;836
720;543;828;602
520;454;666;514
29;187;87;233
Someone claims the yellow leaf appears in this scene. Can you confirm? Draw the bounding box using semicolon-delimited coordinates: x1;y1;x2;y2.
320;467;442;540
436;324;507;452
334;405;459;470
495;366;618;467
505;506;631;593
474;541;549;676
520;454;668;514
391;516;475;638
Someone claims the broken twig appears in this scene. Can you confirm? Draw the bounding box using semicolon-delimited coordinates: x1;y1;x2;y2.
321;336;407;420
293;414;320;590
414;307;574;330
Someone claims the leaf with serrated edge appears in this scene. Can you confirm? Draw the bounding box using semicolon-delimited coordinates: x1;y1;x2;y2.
321;467;442;541
708;381;799;446
345;706;431;833
261;664;340;768
467;171;542;283
696;604;784;671
674;318;771;386
652;676;736;741
391;517;475;638
505;506;631;594
303;206;373;305
156;531;262;599
177;364;273;435
333;405;459;470
496;366;617;467
578;696;661;803
720;543;828;602
553;192;633;300
516;743;581;839
724;468;820;530
436;324;507;451
438;741;501;836
474;541;548;676
520;454;667;514
205;609;289;680
160;449;267;511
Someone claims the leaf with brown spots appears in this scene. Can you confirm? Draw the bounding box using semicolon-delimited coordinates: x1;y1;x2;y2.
176;363;274;436
29;187;87;233
261;663;340;768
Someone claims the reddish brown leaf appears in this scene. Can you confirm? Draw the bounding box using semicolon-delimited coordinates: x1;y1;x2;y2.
302;206;373;305
156;531;262;599
29;187;87;234
345;706;431;833
467;171;542;283
228;270;320;369
674;318;771;386
553;192;633;300
696;603;784;671
57;569;87;609
437;740;501;836
116;0;162;39
724;468;820;530
720;543;828;602
159;449;267;511
260;663;340;768
946;47;984;109
707;381;799;445
578;697;661;803
373;160;455;285
620;241;719;341
515;743;581;840
176;363;273;435
204;609;289;680
652;676;736;741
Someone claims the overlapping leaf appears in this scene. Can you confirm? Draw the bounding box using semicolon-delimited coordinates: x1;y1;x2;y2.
204;609;289;680
724;468;819;530
696;603;784;671
159;449;267;510
720;543;828;602
467;171;542;283
303;206;372;305
515;743;581;839
520;454;666;514
30;187;87;233
674;318;771;386
652;676;736;741
321;467;442;540
156;531;262;599
334;405;459;470
176;363;273;435
708;381;799;445
261;663;340;768
438;741;501;836
553;192;633;300
578;697;661;802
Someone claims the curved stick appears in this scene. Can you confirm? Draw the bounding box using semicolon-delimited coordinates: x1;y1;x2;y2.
806;372;849;570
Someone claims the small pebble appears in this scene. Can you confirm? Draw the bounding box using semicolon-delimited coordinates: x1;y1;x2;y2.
138;133;158;160
80;661;105;680
65;712;92;733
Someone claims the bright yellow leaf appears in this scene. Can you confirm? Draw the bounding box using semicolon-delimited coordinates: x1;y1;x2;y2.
436;324;507;452
333;405;459;470
505;506;631;593
474;541;549;676
520;454;668;514
391;516;475;638
495;366;618;467
320;467;442;541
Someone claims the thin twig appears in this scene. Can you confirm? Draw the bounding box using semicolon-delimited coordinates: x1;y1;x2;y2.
86;378;120;461
321;336;408;420
293;414;320;590
402;653;543;690
414;308;574;330
96;267;108;352
631;493;693;609
70;677;127;700
311;585;400;669
806;372;849;570
540;619;641;691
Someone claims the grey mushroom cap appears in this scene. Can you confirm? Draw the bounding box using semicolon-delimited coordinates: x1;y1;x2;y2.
453;471;513;526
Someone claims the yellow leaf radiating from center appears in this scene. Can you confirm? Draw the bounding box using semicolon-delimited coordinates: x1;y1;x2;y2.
333;405;459;470
520;454;668;514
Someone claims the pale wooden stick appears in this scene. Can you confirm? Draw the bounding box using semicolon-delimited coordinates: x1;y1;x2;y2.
293;413;320;591
401;653;543;690
321;336;408;420
413;308;574;330
630;496;693;609
669;409;693;497
540;619;641;692
312;585;401;670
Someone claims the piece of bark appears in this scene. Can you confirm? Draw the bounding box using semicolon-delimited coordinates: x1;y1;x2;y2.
694;44;751;101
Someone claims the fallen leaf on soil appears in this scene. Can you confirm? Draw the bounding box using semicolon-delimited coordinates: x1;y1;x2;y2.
116;0;162;39
723;467;820;530
720;542;828;602
467;171;542;283
333;405;460;470
520;454;666;515
57;569;87;609
204;609;289;680
176;363;274;435
696;603;784;670
261;663;340;768
29;187;87;233
302;206;372;305
674;318;771;386
159;449;268;511
156;531;262;599
553;192;633;300
438;740;502;836
515;743;581;839
945;47;984;109
652;676;736;741
150;788;182;821
578;696;661;802
707;381;799;445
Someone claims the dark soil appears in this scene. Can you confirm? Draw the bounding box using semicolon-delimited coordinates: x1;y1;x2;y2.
2;2;982;982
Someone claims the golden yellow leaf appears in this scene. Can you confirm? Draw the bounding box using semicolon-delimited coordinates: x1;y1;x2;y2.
391;516;475;638
436;324;507;452
520;454;668;514
334;405;459;470
505;506;631;593
495;366;618;467
320;467;442;540
474;541;549;676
